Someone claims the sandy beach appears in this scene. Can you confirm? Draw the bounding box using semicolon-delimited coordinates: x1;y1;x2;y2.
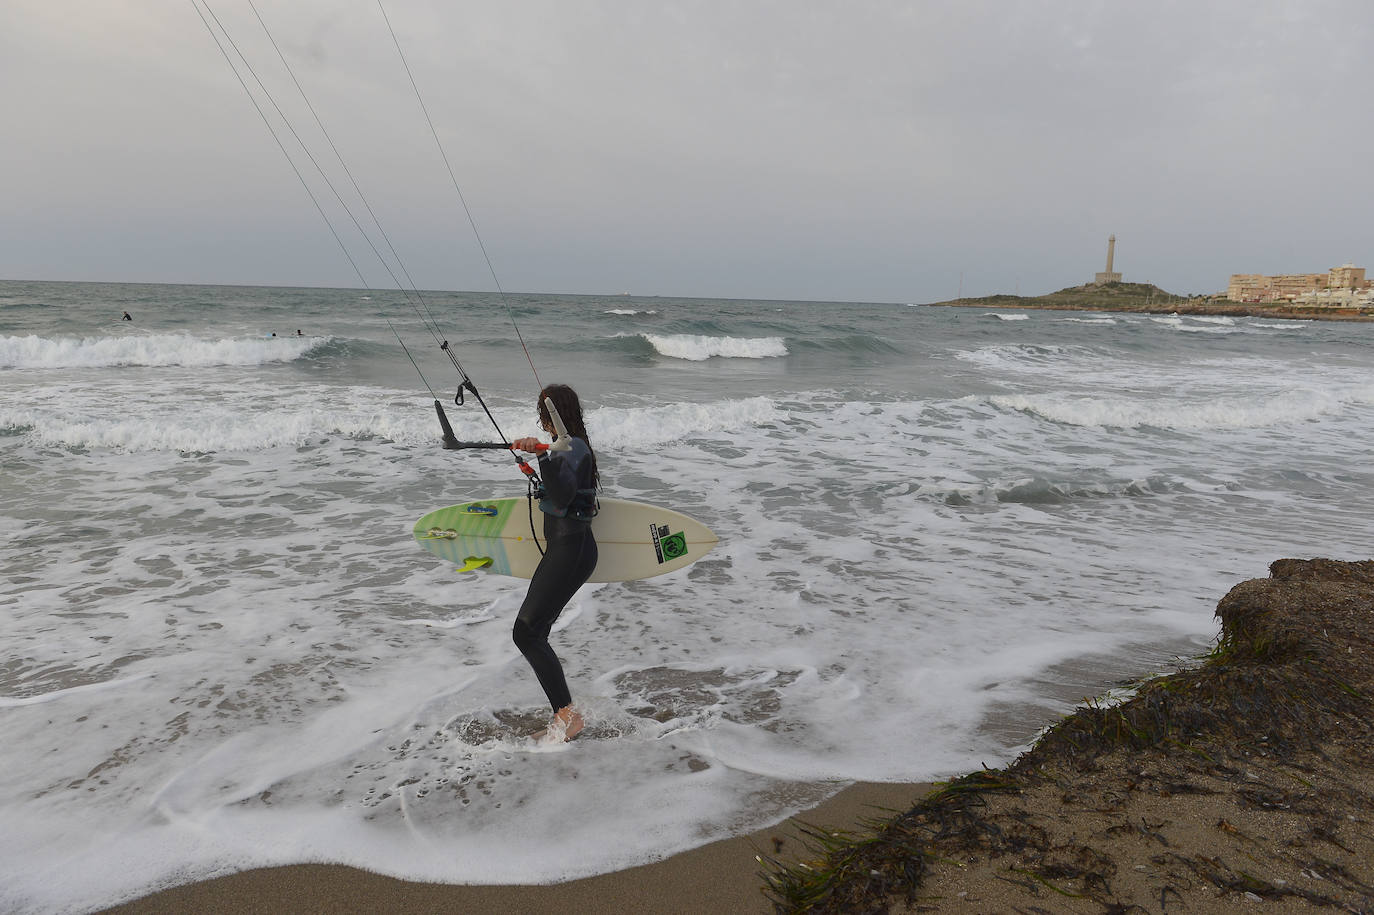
99;781;930;914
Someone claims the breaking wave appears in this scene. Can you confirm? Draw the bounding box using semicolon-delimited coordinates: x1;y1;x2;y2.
989;389;1349;431
638;333;788;361
0;334;328;370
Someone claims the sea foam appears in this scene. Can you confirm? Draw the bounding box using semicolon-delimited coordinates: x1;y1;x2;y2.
990;389;1341;431
640;333;787;360
0;333;321;369
0;387;785;454
0;383;427;452
590;396;784;448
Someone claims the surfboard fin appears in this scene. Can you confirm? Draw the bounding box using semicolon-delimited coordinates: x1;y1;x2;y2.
456;557;494;573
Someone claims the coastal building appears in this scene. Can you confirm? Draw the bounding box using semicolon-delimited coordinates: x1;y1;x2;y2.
1094;235;1122;285
1227;264;1372;304
1293;284;1374;307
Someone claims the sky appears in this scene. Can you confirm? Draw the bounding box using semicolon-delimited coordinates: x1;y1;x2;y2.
2;1;1371;303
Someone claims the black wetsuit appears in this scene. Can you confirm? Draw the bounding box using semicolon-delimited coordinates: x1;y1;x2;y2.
512;437;598;711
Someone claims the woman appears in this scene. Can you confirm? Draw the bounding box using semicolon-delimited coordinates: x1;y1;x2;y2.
510;384;600;741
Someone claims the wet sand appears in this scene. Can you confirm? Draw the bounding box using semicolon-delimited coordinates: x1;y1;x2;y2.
99;781;931;915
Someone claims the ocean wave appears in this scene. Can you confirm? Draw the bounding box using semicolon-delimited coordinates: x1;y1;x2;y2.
0;389;787;453
936;474;1186;506
0;403;428;452
985;312;1029;321
591;396;784;448
1148;315;1236;334
0;380;437;452
603;308;658;316
990;389;1341;431
639;333;787;361
954;343;1089;373
0;333;327;369
791;333;904;356
1175;324;1237;334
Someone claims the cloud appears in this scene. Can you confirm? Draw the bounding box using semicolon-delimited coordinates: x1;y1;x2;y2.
3;0;1372;300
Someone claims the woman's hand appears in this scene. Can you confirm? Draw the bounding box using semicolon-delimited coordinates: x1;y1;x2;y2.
511;437;545;453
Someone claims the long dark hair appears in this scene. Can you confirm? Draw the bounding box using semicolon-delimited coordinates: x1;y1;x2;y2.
538;384;599;489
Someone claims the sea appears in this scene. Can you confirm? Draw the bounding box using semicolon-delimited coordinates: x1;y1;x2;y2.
3;279;1373;912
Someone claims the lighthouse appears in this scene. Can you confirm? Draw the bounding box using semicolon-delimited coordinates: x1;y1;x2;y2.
1095;235;1122;285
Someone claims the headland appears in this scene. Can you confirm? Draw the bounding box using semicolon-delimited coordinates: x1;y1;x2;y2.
930;281;1374;322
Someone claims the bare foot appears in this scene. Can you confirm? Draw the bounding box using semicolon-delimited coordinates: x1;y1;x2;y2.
553;704;583;741
532;705;583;744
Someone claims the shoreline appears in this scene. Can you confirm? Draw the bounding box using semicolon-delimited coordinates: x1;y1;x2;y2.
91;560;1374;912
98;780;932;915
767;558;1374;912
929;299;1374;322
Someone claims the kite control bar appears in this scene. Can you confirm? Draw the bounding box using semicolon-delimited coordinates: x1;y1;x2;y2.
433;396;571;455
442;439;544;451
433;396;577;488
435;400;546;453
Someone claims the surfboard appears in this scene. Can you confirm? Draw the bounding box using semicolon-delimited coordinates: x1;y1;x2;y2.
414;497;718;582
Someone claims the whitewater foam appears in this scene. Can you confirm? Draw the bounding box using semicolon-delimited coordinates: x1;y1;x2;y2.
640;333;787;360
0;387;784;454
0;333;323;369
591;396;784;448
989;388;1342;431
0;383;429;452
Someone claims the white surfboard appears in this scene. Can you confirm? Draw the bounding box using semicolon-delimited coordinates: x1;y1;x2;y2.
414;496;718;582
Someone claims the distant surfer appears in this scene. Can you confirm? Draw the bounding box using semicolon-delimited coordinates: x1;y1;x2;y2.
121;311;132;321
511;384;600;742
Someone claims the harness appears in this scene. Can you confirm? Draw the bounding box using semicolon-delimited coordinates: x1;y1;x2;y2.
539;487;599;522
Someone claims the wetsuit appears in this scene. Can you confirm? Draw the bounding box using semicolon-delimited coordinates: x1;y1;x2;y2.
512;436;598;711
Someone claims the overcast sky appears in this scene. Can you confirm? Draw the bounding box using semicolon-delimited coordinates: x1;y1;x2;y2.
3;1;1371;302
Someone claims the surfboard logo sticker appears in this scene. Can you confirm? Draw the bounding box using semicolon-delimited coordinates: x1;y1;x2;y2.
650;523;688;563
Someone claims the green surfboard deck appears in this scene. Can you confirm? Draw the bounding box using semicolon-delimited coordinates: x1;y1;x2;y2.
414;496;718;582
